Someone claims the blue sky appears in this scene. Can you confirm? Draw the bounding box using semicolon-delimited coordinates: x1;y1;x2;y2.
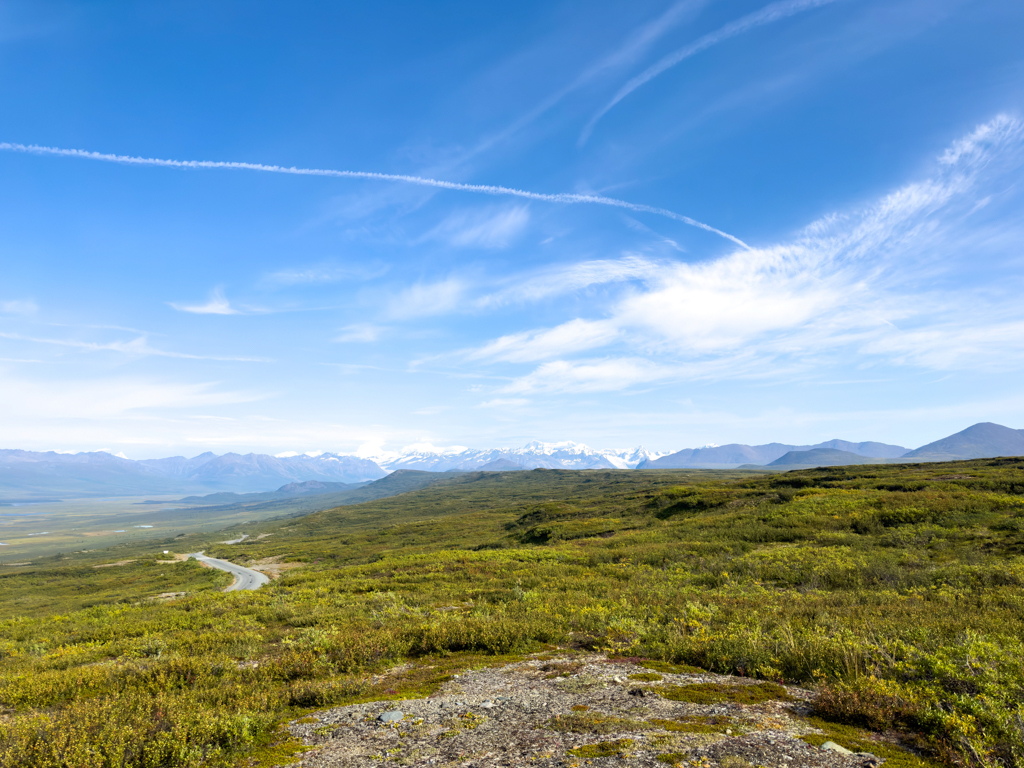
1;0;1023;459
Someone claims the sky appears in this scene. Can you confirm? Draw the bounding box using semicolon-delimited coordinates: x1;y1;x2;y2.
1;0;1023;459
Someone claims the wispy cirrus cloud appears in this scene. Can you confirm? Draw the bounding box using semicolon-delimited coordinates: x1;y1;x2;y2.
475;114;1024;394
476;255;665;308
386;278;468;320
478;397;530;408
500;357;677;395
470;319;620;363
0;141;749;248
333;324;385;343
169;288;241;315
421;205;529;249
391;256;665;343
860;319;1024;371
0;299;38;314
262;262;390;287
0;375;265;419
580;0;844;145
0;330;268;362
454;0;709;164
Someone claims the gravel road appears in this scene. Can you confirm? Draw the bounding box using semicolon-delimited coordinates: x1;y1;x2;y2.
189;552;269;591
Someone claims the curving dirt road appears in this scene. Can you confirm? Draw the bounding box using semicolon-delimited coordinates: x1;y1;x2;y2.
189;552;269;591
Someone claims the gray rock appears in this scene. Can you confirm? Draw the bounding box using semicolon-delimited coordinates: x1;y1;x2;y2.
480;700;495;709
377;711;403;724
822;741;853;755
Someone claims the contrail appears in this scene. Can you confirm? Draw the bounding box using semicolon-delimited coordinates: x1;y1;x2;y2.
452;0;709;167
580;0;843;145
0;140;751;250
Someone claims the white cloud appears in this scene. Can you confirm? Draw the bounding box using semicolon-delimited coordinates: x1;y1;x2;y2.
478;397;531;408
860;319;1024;371
397;441;469;455
939;113;1022;167
470;319;620;363
477;255;663;308
333;324;384;343
422;205;530;249
483;114;1024;393
387;278;467;319
613;243;843;353
0;375;264;419
373;255;650;332
0;300;38;315
0;331;267;362
263;262;389;286
501;357;676;394
169;288;240;315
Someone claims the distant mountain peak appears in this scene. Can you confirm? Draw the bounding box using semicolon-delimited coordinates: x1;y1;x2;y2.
903;422;1024;461
363;441;664;472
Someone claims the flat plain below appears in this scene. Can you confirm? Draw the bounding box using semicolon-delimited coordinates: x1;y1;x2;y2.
0;494;315;561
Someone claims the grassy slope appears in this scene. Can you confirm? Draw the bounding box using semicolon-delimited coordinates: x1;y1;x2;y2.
1;461;1023;767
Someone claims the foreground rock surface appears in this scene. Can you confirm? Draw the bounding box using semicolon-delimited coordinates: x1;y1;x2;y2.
287;654;885;768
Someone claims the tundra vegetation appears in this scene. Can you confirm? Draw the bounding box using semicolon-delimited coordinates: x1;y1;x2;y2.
1;459;1023;767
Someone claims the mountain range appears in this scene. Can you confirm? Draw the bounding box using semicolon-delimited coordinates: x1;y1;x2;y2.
1;423;1021;499
638;438;909;469
367;442;663;472
749;423;1024;470
0;449;385;498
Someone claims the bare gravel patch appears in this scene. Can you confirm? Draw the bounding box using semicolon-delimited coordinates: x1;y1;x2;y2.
286;654;886;768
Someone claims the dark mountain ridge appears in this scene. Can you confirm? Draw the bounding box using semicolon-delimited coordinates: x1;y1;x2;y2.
902;422;1024;462
640;438;909;469
766;448;882;468
169;480;363;507
0;449;385;499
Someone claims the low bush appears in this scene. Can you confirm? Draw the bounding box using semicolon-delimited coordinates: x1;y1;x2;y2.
1;459;1023;766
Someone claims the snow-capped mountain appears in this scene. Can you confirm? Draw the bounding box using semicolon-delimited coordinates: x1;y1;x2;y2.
366;442;663;472
602;446;668;469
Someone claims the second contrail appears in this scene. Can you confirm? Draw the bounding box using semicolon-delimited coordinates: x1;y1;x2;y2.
0;141;750;250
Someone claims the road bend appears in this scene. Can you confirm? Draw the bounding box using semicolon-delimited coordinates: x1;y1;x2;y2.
189;552;270;591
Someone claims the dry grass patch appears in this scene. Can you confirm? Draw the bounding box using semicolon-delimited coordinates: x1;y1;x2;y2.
628;672;664;682
548;711;647;734
649;715;739;734
540;661;583;679
567;738;634;758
